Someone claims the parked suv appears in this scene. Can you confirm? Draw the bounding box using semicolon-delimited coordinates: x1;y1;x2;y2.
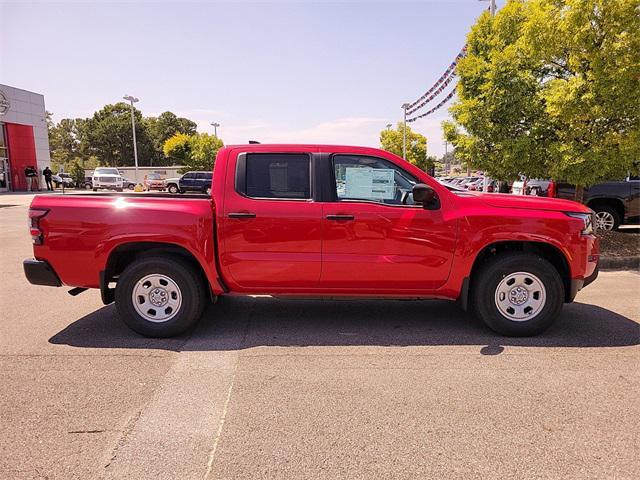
524;178;640;230
166;171;213;194
92;168;123;192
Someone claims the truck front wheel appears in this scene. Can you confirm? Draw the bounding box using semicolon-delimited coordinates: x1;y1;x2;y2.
471;253;564;336
115;256;207;337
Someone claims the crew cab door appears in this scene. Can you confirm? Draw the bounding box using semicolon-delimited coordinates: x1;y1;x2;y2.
321;154;457;292
220;151;322;290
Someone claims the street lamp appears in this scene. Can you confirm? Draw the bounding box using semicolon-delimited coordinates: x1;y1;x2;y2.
123;95;139;182
211;122;220;137
401;103;410;160
386;123;392;130
479;0;497;16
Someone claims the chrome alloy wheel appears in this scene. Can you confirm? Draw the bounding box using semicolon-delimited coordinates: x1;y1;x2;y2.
494;272;546;321
132;274;182;323
594;211;615;231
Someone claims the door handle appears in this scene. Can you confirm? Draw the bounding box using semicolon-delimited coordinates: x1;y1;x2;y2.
228;212;256;219
326;214;355;221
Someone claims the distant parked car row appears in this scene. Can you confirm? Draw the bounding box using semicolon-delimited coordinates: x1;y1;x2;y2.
436;175;500;193
80;169;213;195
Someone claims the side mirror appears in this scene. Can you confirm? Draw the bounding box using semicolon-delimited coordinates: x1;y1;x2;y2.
412;183;440;210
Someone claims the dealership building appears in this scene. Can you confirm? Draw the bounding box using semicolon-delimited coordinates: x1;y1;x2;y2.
0;84;52;192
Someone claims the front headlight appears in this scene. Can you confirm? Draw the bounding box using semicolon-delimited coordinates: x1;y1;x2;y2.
565;212;594;235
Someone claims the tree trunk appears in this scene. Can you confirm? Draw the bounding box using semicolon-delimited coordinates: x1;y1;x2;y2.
574;185;585;203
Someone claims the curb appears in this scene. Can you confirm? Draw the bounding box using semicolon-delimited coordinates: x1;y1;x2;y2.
599;256;640;271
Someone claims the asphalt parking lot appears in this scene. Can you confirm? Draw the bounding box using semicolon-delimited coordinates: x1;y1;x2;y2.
1;193;639;480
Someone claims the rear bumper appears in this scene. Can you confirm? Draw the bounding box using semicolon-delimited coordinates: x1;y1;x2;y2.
23;259;62;287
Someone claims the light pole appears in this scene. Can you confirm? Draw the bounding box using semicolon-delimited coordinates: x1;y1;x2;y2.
211;122;220;137
479;0;496;16
386;123;392;130
401;103;410;160
443;141;449;174
123;95;139;182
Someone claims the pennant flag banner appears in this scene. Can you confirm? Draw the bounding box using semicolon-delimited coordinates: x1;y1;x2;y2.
406;45;467;115
406;89;456;123
406;73;456;115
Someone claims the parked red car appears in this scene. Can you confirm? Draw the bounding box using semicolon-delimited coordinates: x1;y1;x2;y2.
24;144;599;338
143;173;166;191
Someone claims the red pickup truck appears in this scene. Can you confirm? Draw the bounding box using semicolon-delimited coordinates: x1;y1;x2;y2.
24;144;599;337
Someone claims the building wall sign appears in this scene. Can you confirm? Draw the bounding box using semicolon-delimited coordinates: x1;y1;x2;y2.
0;90;10;116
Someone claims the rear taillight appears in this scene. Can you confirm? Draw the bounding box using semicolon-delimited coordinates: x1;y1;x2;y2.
28;209;49;245
547;180;556;198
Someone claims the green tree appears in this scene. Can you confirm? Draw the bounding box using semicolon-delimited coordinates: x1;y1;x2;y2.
163;133;224;173
163;133;192;164
83;103;154;167
187;133;224;172
446;0;640;199
69;161;85;186
380;123;432;172
144;112;197;165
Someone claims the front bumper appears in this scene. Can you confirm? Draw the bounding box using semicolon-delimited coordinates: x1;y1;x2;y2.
23;259;62;287
567;234;600;302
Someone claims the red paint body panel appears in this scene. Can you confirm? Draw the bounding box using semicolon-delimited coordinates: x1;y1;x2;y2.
6;123;37;191
29;144;599;301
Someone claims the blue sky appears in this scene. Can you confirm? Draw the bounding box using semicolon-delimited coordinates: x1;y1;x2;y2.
1;0;497;156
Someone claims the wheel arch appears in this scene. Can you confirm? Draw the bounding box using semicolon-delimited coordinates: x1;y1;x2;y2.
101;241;213;304
587;197;624;221
459;240;572;310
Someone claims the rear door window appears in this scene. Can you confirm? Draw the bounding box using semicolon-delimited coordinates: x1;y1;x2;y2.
244;153;311;199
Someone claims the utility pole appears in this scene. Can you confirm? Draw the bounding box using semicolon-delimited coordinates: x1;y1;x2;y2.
401;103;409;160
211;122;220;137
123;95;139;182
443;141;449;174
479;0;496;16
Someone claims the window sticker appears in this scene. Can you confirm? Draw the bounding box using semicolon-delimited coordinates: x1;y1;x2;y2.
344;167;395;200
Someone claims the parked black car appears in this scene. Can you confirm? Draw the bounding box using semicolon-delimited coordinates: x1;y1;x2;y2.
166;171;213;194
525;177;640;230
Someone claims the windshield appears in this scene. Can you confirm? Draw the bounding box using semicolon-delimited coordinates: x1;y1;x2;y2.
94;168;119;175
147;174;162;180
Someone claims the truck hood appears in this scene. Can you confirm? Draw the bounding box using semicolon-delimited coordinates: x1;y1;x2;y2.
478;193;590;213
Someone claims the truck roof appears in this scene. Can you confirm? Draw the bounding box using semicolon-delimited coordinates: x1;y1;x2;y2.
223;144;389;152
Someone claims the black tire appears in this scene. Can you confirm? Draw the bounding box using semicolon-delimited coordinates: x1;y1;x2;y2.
127;184;135;190
92;188;98;192
471;253;564;336
592;204;621;231
115;256;207;337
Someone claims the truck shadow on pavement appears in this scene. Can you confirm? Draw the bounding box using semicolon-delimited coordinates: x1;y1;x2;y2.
49;297;639;353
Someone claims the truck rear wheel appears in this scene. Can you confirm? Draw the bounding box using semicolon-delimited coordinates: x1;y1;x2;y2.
115;256;207;337
471;253;564;336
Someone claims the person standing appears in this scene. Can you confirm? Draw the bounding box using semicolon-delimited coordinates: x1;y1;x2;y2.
24;166;38;192
43;166;54;191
